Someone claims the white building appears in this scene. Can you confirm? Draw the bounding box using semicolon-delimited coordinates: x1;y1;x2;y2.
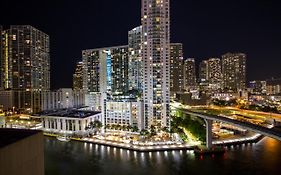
41;88;84;111
142;0;171;129
40;109;101;134
84;92;103;111
105;101;143;129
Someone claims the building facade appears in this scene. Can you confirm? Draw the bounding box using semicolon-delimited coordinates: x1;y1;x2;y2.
128;26;143;92
207;58;222;90
73;61;83;90
0;25;50;113
142;0;170;129
199;60;208;83
170;43;184;97
184;58;197;91
249;80;266;95
222;53;246;92
40;110;102;134
41;88;84;111
82;45;129;95
105;101;143;129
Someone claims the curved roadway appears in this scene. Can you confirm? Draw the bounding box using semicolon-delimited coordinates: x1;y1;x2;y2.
180;109;281;141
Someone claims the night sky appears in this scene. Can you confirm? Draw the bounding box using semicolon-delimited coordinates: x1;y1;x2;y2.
1;0;281;89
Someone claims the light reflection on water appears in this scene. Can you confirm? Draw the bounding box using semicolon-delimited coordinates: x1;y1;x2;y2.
45;137;281;175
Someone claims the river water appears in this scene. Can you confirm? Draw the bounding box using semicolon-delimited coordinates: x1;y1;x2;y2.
45;137;281;175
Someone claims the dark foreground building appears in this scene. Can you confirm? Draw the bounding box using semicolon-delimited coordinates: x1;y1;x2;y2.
0;128;44;175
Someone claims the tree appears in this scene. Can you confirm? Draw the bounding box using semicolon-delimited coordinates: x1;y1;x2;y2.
132;126;139;132
140;129;149;136
150;125;157;136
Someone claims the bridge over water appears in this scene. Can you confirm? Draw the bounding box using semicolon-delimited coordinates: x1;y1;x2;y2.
177;108;281;148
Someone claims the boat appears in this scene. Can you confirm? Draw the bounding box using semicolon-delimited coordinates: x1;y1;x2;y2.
57;135;71;142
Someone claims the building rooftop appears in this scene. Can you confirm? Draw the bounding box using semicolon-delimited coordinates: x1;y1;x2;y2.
0;128;42;148
36;109;101;119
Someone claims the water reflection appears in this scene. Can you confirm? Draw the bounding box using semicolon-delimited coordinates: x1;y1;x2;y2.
45;137;281;175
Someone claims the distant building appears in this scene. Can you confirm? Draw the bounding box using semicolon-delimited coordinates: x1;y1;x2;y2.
199;60;208;83
128;26;143;92
266;78;281;95
73;61;83;90
170;43;184;97
207;58;222;90
249;80;266;94
184;58;197;91
0;25;50;114
39;109;102;134
176;92;208;106
222;53;246;92
142;0;170;129
0;129;44;175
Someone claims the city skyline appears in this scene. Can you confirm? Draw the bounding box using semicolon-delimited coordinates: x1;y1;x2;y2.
1;0;280;89
1;1;281;175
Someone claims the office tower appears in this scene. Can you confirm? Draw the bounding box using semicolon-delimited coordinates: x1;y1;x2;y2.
73;61;83;90
199;60;208;83
128;26;143;92
0;26;3;90
222;53;246;92
142;0;170;129
207;58;222;90
82;45;129;95
0;25;50;113
170;43;184;96
184;58;196;90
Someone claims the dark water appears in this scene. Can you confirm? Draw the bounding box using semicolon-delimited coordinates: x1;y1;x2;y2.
45;137;281;175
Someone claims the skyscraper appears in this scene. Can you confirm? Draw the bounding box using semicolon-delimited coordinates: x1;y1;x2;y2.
0;25;50;113
128;26;143;92
199;60;208;83
170;43;184;96
82;45;129;95
207;58;222;90
0;26;3;90
73;61;83;90
222;53;246;92
184;58;197;91
142;0;170;129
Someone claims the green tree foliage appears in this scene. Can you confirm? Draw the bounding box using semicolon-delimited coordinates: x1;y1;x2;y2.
171;109;206;142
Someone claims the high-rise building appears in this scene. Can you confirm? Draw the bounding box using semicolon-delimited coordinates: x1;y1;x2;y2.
142;0;170;129
222;53;246;92
128;26;143;92
170;43;184;96
73;61;83;90
0;25;50;113
82;45;129;95
207;58;222;90
199;60;208;83
0;26;3;91
184;58;196;90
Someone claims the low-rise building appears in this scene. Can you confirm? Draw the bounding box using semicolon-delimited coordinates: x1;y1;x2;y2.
39;109;101;134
